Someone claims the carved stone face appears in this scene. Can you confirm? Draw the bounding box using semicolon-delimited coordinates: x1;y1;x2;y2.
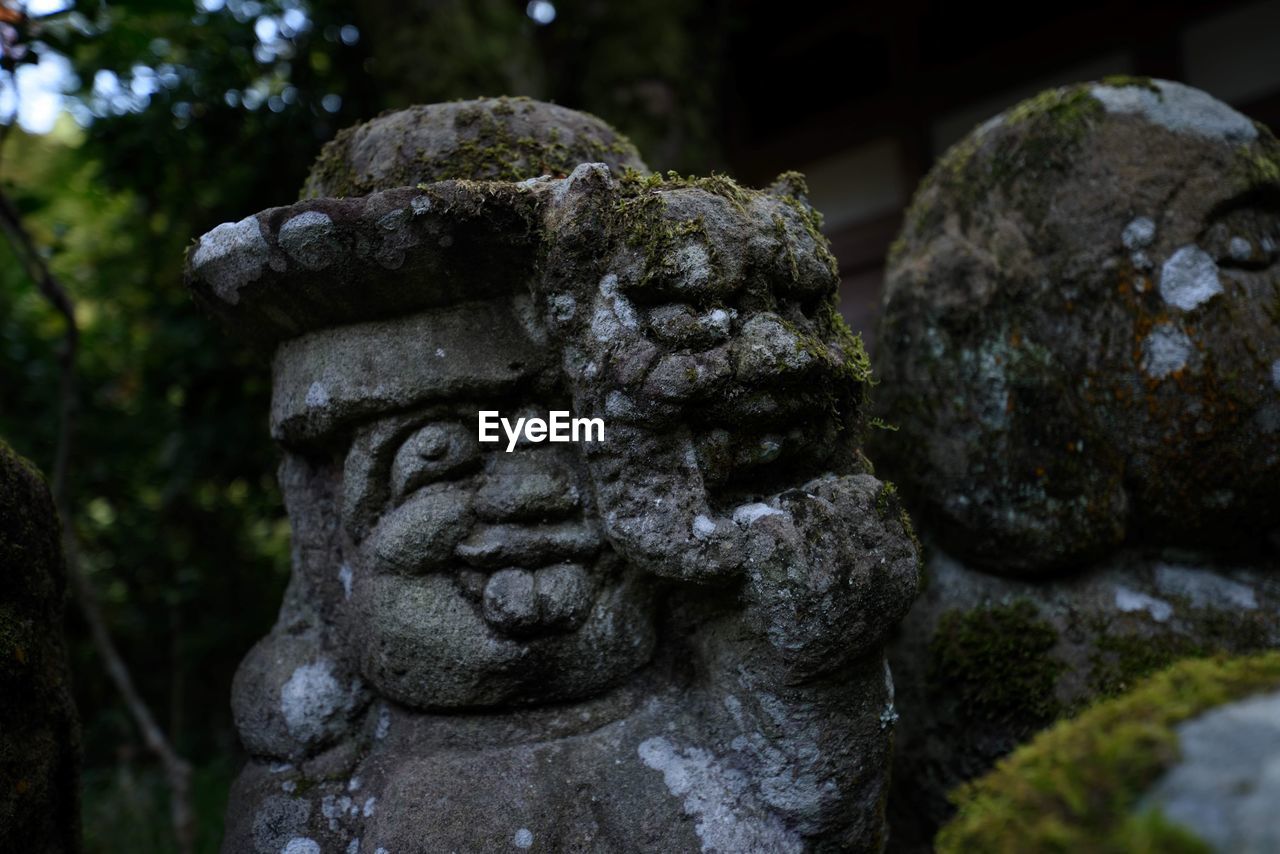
270;296;657;710
875;79;1280;574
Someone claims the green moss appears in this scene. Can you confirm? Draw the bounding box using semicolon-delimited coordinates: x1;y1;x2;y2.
777;194;839;280
607;169;767;294
875;480;922;567
815;297;873;385
1087;607;1274;699
929;600;1063;724
937;652;1280;853
302;97;643;199
1088;631;1200;699
989;85;1104;190
1234;129;1280;187
1098;75;1160;93
875;480;901;520
902;84;1105;238
1001;85;1105;134
769;170;810;198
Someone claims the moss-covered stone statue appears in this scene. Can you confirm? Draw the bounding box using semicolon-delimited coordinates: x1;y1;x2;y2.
0;440;81;852
186;98;919;852
871;79;1280;849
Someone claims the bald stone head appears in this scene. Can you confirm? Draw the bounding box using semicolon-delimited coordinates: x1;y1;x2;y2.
874;78;1280;574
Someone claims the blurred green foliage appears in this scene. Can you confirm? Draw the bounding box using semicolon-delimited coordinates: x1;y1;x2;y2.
0;0;726;848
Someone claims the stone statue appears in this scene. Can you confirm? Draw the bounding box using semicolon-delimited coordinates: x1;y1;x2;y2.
871;79;1280;848
186;98;919;853
0;440;81;853
875;78;1279;575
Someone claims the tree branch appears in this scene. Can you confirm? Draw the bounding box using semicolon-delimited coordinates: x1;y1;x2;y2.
0;174;196;854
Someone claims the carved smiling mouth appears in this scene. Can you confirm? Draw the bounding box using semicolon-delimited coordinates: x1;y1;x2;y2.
453;520;605;638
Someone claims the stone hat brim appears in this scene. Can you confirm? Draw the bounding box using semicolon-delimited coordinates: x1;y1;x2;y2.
184;180;547;350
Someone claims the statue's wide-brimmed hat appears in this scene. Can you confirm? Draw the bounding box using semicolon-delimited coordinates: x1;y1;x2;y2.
184;98;647;348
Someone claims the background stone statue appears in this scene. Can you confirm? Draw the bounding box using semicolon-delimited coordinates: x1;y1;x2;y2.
871;78;1280;848
186;98;919;853
0;440;81;853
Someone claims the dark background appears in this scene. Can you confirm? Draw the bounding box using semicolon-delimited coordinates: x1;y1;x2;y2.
1;0;1277;848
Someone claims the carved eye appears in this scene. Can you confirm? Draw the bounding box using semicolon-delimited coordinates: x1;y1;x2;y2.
1202;204;1280;269
390;422;479;499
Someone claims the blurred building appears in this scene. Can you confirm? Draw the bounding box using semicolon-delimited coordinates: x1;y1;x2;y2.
722;0;1280;349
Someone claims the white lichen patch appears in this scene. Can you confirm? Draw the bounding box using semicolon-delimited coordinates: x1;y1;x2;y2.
1140;323;1194;378
692;514;717;540
1160;245;1223;310
191;215;269;305
1229;236;1253;261
548;293;577;323
374;703;391;740
638;737;802;854
305;382;331;409
279;211;340;270
732;503;786;526
377;209;408;232
338;563;353;599
280;660;354;745
1154;563;1258;610
880;658;899;729
596;272;639;332
604;390;639;420
700;307;733;339
321;793;354;830
667;243;713;292
1090;80;1258;142
513;828;534;849
282;839;321;854
1114;585;1174;622
1122;216;1156;250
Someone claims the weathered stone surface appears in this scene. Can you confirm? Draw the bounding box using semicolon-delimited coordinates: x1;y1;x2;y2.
0;440;81;853
1142;686;1280;853
301;96;647;199
190;100;918;851
887;546;1280;849
874;78;1280;575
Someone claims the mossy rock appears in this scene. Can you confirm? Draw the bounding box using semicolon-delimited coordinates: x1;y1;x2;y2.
301;97;648;198
886;546;1280;851
0;440;80;852
937;652;1280;853
874;78;1280;575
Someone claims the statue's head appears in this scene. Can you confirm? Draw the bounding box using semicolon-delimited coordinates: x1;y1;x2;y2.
188;99;916;717
875;79;1280;574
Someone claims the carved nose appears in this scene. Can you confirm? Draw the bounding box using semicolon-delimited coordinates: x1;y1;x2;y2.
473;454;582;522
